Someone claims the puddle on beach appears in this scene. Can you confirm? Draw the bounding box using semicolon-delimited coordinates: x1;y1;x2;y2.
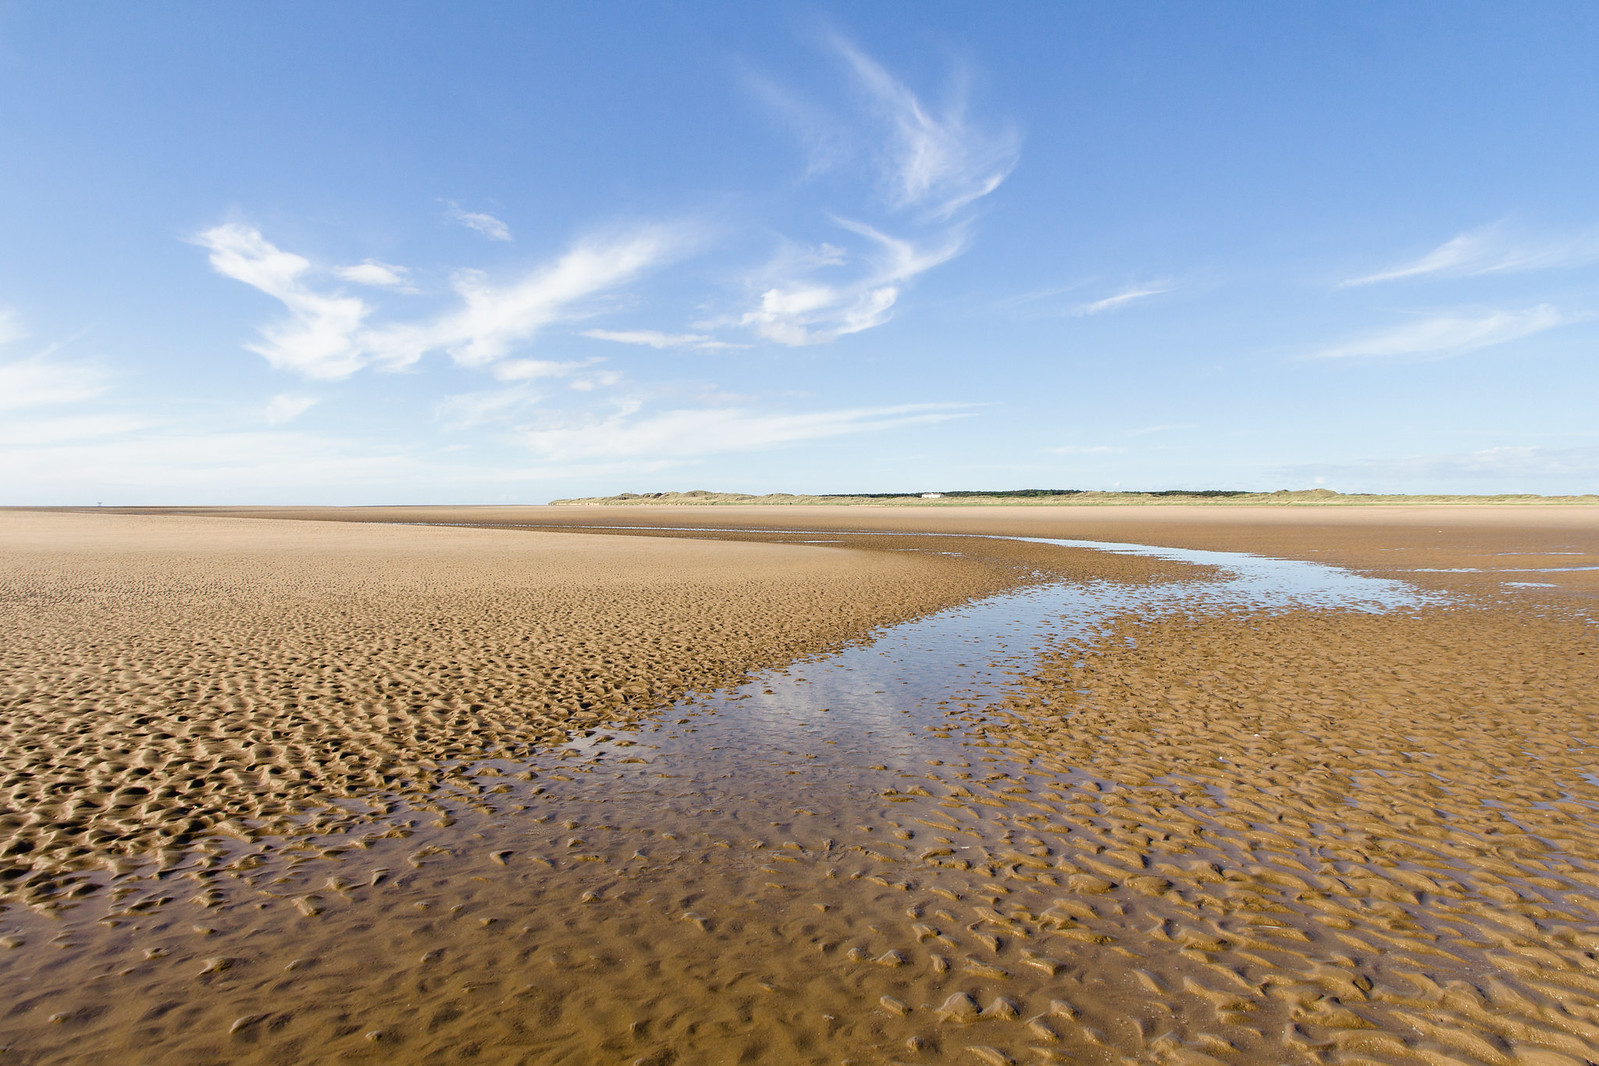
4;537;1596;1065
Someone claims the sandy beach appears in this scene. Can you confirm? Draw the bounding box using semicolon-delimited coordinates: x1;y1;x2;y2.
2;505;1597;1064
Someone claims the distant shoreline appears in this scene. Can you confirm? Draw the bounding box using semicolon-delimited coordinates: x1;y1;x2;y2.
550;489;1599;507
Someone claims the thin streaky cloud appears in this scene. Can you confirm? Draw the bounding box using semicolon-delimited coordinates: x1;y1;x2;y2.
1341;223;1599;287
491;357;592;382
581;329;746;351
516;401;976;462
739;219;963;346
444;202;513;241
1046;444;1123;455
198;223;684;379
436;385;540;430
832;36;1020;220
0;307;22;346
1309;304;1572;360
568;369;622;392
396;229;679;368
264;393;318;425
0;413;152;447
742;70;850;182
1341;232;1484;287
1283;444;1599;482
736;39;1014;347
1072;284;1171;317
334;260;413;288
1126;423;1199;437
0;356;109;410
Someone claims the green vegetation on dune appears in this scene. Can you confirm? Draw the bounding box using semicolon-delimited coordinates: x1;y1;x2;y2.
550;488;1599;507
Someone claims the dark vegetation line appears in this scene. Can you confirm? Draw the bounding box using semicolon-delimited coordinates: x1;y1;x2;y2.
820;488;1254;499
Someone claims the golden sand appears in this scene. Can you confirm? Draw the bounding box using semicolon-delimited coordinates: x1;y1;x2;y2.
0;511;1058;895
1;506;1596;1065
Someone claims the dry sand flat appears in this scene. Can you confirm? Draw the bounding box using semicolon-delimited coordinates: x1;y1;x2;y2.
1;505;1597;1065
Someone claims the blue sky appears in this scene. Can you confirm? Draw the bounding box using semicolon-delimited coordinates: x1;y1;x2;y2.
3;2;1597;503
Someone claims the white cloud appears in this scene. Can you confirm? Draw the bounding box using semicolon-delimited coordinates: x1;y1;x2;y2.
0;414;696;504
1071;284;1170;317
739;220;963;346
736;40;1015;347
264;393;319;425
0;307;23;346
0;423;423;503
195;223;373;380
833;37;1020;220
515;401;975;462
743;72;852;182
1310;305;1573;360
1126;423;1199;437
0;413;151;447
198;224;683;379
568;370;622;391
1341;224;1599;286
366;229;679;369
582;328;744;351
1282;444;1599;489
491;357;591;382
444;202;512;241
0;357;108;410
436;386;540;430
334;259;412;288
1046;444;1124;456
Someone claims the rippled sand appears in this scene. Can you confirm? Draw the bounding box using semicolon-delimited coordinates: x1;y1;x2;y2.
0;511;1031;896
2;506;1596;1065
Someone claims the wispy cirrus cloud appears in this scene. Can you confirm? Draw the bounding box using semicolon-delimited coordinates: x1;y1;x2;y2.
832;37;1020;221
1046;444;1123;456
739;219;963;345
196;223;685;379
264;393;318;425
436;385;541;430
1310;305;1574;360
731;38;1017;347
1;424;419;502
443;202;513;242
1071;284;1171;317
372;230;678;369
1283;444;1599;487
0;412;153;447
1341;223;1599;287
1127;422;1199;437
0;356;109;410
581;329;745;351
196;224;374;379
0;306;113;417
0;306;23;346
490;357;593;382
515;401;975;462
334;259;413;289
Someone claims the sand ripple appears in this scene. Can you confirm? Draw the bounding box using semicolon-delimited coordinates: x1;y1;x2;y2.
0;511;1017;899
3;508;1597;1065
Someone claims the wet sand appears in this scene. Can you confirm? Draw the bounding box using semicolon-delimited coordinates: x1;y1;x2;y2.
0;510;1075;896
125;502;1599;598
2;506;1597;1065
